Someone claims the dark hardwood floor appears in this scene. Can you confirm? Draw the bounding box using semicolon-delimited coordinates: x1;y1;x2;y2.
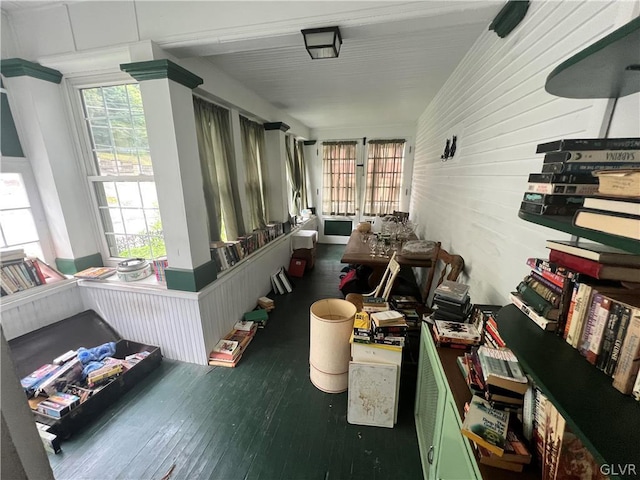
48;244;424;480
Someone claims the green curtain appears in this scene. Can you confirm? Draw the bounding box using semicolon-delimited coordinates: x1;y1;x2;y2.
240;116;268;230
193;97;241;241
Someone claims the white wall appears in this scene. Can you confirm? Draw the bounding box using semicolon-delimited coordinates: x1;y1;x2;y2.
410;1;640;305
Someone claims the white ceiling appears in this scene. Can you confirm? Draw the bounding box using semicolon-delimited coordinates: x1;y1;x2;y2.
195;2;504;131
2;0;505;132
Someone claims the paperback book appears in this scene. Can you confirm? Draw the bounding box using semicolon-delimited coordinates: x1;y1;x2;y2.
461;395;510;457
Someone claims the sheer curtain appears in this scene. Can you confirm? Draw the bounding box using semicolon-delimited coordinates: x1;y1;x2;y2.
240;116;268;230
363;139;405;216
295;140;309;213
322;141;357;216
193;97;241;241
285;136;309;217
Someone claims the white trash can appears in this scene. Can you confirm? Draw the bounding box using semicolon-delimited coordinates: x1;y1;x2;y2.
309;299;357;393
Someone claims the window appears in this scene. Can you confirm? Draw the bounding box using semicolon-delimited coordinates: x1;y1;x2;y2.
0;172;44;259
322;141;357;216
80;84;165;260
363;139;405;216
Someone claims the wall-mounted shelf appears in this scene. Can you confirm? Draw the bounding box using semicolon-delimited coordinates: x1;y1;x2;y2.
545;16;640;98
495;305;640;478
518;211;640;254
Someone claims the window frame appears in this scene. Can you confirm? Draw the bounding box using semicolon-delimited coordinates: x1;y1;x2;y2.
362;139;406;216
65;74;164;264
321;140;360;217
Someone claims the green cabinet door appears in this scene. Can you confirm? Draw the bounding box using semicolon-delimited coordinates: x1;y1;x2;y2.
436;400;481;480
415;327;446;479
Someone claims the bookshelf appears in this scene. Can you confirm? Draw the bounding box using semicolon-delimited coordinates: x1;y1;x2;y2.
518;211;640;254
496;304;640;473
511;15;640;480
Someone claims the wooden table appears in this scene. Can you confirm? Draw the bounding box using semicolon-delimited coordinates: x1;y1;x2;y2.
341;230;434;291
341;230;433;268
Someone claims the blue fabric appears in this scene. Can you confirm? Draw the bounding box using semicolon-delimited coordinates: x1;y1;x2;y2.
77;342;116;365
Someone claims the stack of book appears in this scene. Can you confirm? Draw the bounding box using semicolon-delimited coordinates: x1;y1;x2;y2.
476;346;529;408
519;137;640;219
390;295;421;327
432;280;472;321
73;266;116;280
257;296;274;312
352;311;372;344
243;308;269;329
369;310;408;347
362;296;390;313
208;320;257;367
574;167;640;240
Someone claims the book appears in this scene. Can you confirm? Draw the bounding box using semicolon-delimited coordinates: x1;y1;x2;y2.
521;192;585;206
548;249;640;282
233;320;256;334
74;266;116;279
565;282;593;348
370;310;404;326
593;168;640;197
612;310;640;394
541;161;640;173
20;364;60;396
208;354;243;368
526;182;599;195
526;258;576;289
535;137;640;153
579;293;611;363
527;172;598;184
477;346;529;395
0;247;25;263
605;304;632;376
509;292;558;332
583;195;640;216
460;394;510;456
244;309;268;323
519;201;582;216
516;281;560;320
477;446;524;472
211;339;241;360
596;302;623;371
545;239;640;267
542;149;640;163
573;209;640;241
433;320;481;344
434;280;470;303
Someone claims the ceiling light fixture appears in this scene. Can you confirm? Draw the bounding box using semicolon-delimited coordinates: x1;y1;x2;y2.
301;26;342;59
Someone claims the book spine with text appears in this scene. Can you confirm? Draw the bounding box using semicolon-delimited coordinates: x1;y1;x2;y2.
541;161;640;173
509;292;557;331
578;293;604;357
605;305;632;376
585;296;612;365
543;150;640;163
526;183;599;195
597;302;622;371
527;172;598;184
536;138;640;153
566;283;593;348
562;282;580;340
521;192;585;206
612;311;640;394
519;202;582;216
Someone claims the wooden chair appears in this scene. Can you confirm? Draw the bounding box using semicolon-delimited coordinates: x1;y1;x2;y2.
346;252;401;311
421;245;465;311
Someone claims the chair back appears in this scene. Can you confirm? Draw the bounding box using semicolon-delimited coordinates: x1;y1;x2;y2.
422;245;465;305
373;252;401;300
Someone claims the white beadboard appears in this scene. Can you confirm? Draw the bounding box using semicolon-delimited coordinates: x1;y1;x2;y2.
199;233;292;355
0;281;83;341
79;286;207;365
411;1;638;306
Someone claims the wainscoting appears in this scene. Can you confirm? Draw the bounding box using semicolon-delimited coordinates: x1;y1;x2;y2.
0;222;313;365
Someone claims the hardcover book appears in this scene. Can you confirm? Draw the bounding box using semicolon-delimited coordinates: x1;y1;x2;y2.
370;310;405;326
433;280;470;303
573;209;640;241
510;292;558;332
519;201;582;216
461;395;510;457
527;172;598;184
548;249;640;282
545;239;640;266
541;161;640;173
593;168;640;197
612;310;640;394
434;319;481;343
582;196;640;217
211;339;240;359
73;266;116;279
